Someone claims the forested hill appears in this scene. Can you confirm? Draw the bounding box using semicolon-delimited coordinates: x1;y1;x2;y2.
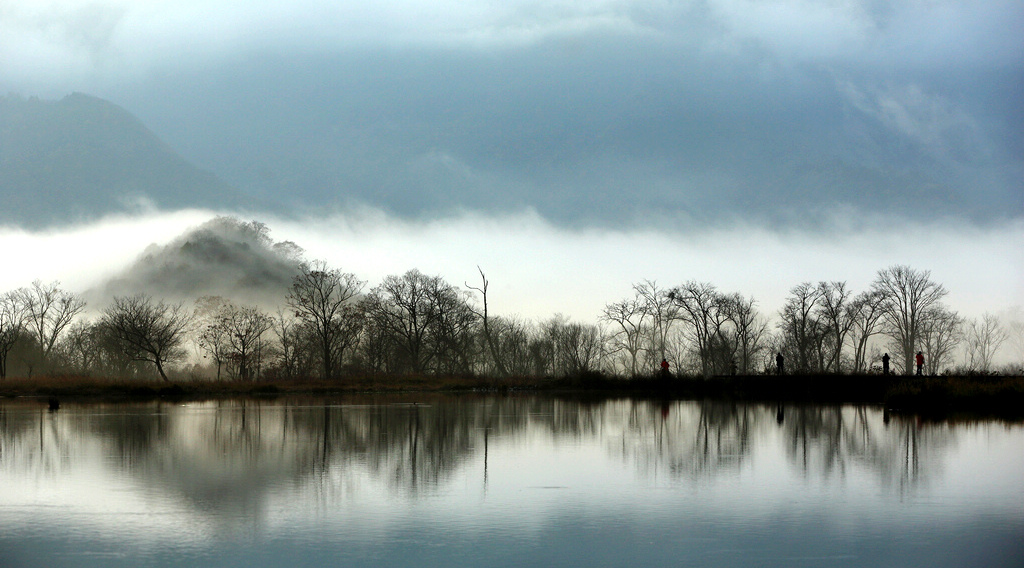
86;217;303;308
0;93;256;227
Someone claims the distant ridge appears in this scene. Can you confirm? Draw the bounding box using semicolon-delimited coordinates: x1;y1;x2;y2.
0;93;256;227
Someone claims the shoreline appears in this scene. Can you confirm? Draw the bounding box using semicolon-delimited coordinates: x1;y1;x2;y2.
2;373;1022;420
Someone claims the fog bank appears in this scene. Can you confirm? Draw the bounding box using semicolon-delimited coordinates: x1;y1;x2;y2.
1;209;1019;326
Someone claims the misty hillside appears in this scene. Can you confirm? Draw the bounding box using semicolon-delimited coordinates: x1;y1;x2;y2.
0;93;257;227
88;217;304;308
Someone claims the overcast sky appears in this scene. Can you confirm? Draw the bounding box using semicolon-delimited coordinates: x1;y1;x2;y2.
3;0;1021;221
1;1;1021;333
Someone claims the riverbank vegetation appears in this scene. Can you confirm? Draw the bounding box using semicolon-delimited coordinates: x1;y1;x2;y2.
0;219;1020;407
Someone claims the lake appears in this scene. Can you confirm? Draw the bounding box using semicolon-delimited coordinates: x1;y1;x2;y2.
1;396;1021;567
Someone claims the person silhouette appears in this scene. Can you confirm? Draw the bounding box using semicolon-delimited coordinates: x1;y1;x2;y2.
882;353;890;375
915;351;924;376
660;358;670;379
775;353;784;375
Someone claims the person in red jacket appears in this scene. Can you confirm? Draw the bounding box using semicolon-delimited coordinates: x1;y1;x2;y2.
660;358;670;379
915;351;925;376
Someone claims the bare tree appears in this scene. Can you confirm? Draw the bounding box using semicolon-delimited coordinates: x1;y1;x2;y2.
872;266;948;375
729;293;769;374
286;261;364;380
365;271;435;374
635;281;678;366
527;324;556;376
199;300;273;381
669;282;736;377
1006;309;1024;369
815;281;854;373
432;283;479;374
359;309;396;374
602;292;651;377
270;308;314;380
0;291;26;379
195;296;233;380
17;280;86;364
101;294;192;382
777;282;824;373
466;267;506;376
56;321;105;376
918;307;963;375
539;315;605;376
229;306;273;381
365;270;474;374
488;315;534;376
847;290;886;373
964;313;1008;372
464;279;533;375
560;321;605;375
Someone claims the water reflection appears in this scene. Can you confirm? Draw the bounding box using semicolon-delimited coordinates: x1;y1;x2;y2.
1;397;1021;568
0;397;966;502
612;400;757;479
780;405;954;490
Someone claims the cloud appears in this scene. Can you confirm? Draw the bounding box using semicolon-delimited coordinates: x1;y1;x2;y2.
707;0;879;58
1;1;1019;230
0;209;213;294
3;1;1020;88
838;80;990;162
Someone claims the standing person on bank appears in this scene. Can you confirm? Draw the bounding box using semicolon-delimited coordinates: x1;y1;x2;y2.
915;351;925;376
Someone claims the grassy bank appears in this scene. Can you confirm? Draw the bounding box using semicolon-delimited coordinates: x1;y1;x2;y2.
1;372;1022;418
0;373;545;402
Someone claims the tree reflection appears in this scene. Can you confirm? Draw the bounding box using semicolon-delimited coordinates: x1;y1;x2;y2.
0;406;87;478
612;400;760;479
0;396;965;526
779;405;953;491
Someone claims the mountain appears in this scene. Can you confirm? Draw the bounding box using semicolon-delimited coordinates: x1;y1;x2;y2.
0;93;258;226
114;53;1023;228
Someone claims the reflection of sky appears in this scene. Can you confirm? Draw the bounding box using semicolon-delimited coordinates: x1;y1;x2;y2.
940;425;1024;510
1;401;1022;567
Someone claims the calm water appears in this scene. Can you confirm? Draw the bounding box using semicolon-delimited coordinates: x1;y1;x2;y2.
1;396;1021;567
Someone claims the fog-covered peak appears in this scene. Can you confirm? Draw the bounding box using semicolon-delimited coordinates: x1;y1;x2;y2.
88;216;303;308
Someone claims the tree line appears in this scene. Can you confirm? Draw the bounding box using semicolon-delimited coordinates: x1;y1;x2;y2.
0;263;1016;382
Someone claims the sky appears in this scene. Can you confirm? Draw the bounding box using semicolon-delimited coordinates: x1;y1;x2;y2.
0;1;1022;335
